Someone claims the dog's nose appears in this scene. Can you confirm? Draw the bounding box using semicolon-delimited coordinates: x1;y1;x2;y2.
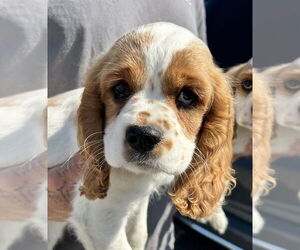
126;125;162;153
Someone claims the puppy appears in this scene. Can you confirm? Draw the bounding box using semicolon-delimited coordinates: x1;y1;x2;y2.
48;22;235;250
227;62;275;234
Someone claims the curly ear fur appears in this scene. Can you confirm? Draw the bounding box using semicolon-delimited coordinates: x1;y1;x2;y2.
253;71;275;197
77;54;111;200
169;70;236;219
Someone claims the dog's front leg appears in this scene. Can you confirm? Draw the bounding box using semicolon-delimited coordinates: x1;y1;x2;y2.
196;195;228;234
71;196;133;250
253;195;264;234
197;206;228;234
126;197;149;250
90;217;132;250
71;217;132;250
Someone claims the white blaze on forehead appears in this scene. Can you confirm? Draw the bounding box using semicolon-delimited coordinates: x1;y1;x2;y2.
135;23;200;100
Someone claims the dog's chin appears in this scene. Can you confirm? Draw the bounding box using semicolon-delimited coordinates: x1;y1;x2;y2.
105;149;187;176
119;160;181;176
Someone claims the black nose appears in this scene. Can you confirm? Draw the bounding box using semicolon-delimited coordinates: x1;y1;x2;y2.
126;125;162;153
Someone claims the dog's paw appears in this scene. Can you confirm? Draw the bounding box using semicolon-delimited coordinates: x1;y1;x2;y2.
196;209;228;234
209;211;228;234
196;217;208;224
253;207;265;234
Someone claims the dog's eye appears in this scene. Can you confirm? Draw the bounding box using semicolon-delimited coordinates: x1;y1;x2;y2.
176;88;198;109
241;79;252;92
284;79;300;91
112;80;131;101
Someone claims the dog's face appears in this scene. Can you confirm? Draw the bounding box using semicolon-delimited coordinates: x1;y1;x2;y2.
102;27;213;176
226;62;253;157
77;23;235;219
271;59;300;130
227;62;252;130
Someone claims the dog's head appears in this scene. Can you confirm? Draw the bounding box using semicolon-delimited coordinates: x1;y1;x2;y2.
265;58;300;130
77;23;235;219
227;61;253;130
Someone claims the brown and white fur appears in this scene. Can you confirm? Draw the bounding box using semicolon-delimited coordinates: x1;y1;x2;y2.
226;62;276;234
197;62;253;235
48;23;235;250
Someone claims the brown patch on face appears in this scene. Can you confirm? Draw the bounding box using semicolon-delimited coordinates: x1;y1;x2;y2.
152;139;173;158
163;120;171;130
98;31;154;124
162;140;173;150
153;147;163;158
140;111;150;117
148;121;161;129
162;41;214;140
136;111;150;125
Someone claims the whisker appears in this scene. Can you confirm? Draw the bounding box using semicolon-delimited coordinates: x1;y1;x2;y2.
80;140;103;153
84;132;104;144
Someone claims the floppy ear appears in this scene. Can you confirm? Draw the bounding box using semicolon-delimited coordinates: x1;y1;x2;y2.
252;71;275;197
77;54;111;200
169;70;236;219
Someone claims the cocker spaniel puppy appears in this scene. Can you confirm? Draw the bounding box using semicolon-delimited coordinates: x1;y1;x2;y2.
48;22;235;250
227;62;275;234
